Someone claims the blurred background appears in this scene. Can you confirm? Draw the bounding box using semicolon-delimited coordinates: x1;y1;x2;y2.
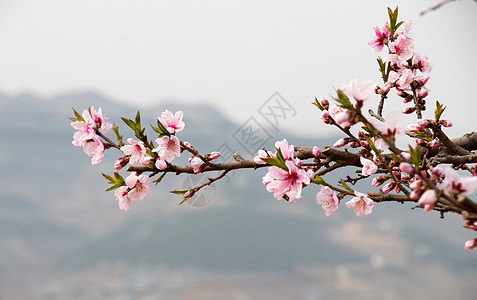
0;0;477;299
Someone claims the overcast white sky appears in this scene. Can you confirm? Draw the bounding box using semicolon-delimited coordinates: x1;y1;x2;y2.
0;0;476;138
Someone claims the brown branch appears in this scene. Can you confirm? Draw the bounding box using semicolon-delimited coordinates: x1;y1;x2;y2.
433;126;471;156
420;0;454;16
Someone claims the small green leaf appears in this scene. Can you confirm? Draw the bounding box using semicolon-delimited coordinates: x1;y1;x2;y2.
153;173;166;185
178;197;190;205
121;117;137;131
409;146;421;166
434;100;446;121
170;189;190;195
313;175;326;185
135;110;141;127
106;183;124;192
261;157;288;170
312;97;324;110
333;89;353;110
112;121;123;142
338;179;353;192
69;108;85;122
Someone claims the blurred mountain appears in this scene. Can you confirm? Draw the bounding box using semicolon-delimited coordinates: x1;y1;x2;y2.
1;91;476;299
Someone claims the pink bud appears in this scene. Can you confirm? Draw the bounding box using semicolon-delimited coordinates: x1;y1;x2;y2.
321;110;331;124
114;157;129;170
374;85;381;94
184;188;196;199
410;191;418;200
415;138;424;145
382;181;395;193
359;140;369;147
418;189;438;211
441;120;453;127
382;82;392;93
419;75;430;85
396;89;406;97
407;124;422;132
333;137;349;148
432;167;444;177
140;156;154;166
183;141;193;148
465;238;477;250
320;96;329;109
402;107;416;114
206;151;221;160
401;152;411;160
429;139;439;148
399;162;414;174
417;119;431;128
372;176;385;187
418;89;429;98
155;159;167;170
312;146;321;158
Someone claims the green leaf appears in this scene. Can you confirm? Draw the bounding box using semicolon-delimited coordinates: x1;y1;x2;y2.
102;172;125;191
121;117;137;131
112;121;123;142
261;157;288;170
333;89;353;110
170;189;190;195
312;97;324;110
313;175;326;185
338;179;353;192
153;173;166;185
178;197;190;205
106;183;124;192
434;100;446;121
135;110;141;127
69;108;85;122
409;146;421;166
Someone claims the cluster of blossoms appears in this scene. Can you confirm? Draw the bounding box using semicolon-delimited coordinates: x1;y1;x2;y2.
71;107;112;164
71;109;221;211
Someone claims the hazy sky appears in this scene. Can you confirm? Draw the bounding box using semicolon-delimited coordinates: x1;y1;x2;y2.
0;0;476;138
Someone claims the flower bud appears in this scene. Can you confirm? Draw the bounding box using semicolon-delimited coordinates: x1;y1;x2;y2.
402;107;416;114
155;159;167;170
372;176;385;187
114;157;129;170
419;75;430;85
359;140;369;147
312;146;321;158
184;188;196;199
418;89;429;98
399;162;414;174
429;139;439;148
321;110;331;124
440;120;453;127
382;82;392;93
140;156;154;166
418;189;438;211
465;238;477;250
320;97;329;110
333;137;349;148
206;151;221;160
382;181;395;193
407;124;422;132
417;119;431;128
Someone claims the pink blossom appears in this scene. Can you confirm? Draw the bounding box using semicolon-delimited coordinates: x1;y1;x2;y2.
329;104;353;128
360;156;378;176
120;138;146;164
368;112;404;151
340;78;376;103
345;191;374;217
71;110;95;146
368;22;389;51
418;189;438;211
114;186;131;211
316;185;340;216
90;107;112;133
154;135;181;162
465;239;477;250
441;168;477;196
275;139;295;160
413;53;433;73
158;110;185;134
254;149;275;164
189;156;204;174
429;139;439;148
83;136;105;165
263;160;311;202
389;31;414;60
312;146;321;158
125;173;150;201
